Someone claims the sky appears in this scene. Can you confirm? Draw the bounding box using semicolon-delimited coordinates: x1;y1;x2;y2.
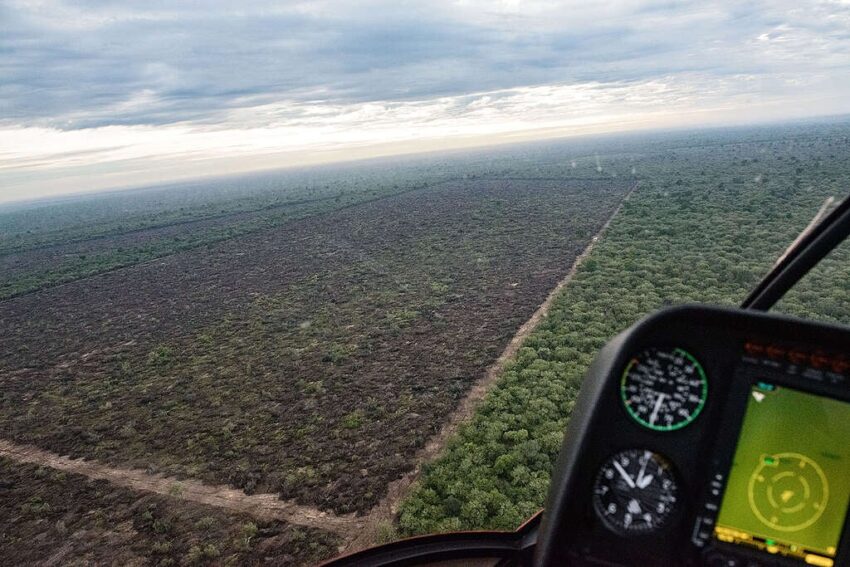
2;1;850;203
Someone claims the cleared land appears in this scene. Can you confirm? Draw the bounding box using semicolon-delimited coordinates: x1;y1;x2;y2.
0;457;339;566
0;177;630;520
0;439;358;537
0;168;441;300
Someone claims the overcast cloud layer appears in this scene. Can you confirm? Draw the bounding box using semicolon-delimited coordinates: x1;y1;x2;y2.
2;0;850;201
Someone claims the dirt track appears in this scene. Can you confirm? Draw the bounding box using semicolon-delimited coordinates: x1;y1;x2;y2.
0;439;361;539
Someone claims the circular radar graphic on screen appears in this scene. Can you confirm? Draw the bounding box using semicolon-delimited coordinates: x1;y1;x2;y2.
748;453;828;532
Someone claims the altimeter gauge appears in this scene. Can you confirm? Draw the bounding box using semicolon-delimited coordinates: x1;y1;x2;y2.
621;347;708;431
593;449;679;535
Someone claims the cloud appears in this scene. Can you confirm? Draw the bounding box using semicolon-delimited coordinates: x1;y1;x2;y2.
4;0;847;129
1;0;850;200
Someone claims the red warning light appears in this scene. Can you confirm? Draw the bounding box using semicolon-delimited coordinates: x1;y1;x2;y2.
810;352;830;369
744;342;765;356
830;356;850;374
766;345;786;360
743;339;849;376
787;350;808;365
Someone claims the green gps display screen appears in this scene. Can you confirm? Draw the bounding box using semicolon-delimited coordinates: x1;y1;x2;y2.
714;383;850;565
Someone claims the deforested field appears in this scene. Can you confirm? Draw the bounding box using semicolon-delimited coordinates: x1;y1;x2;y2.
0;457;340;565
0;175;630;519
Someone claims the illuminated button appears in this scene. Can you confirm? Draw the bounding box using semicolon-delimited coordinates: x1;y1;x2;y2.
830;356;850;374
788;350;808;365
766;345;786;359
811;352;830;369
805;554;834;566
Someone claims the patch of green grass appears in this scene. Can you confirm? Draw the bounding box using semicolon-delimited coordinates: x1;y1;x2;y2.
341;410;365;430
386;308;421;328
147;345;175;369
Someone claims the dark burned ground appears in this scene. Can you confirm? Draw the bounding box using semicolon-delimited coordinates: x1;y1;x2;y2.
0;457;338;566
0;187;403;300
0;199;309;281
0;178;629;514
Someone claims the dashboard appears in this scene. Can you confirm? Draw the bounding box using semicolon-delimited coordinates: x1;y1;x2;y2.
535;305;850;566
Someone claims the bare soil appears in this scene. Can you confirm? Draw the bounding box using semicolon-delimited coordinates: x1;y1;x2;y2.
0;456;339;566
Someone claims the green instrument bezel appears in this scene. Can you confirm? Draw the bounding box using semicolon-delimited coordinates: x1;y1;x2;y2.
620;347;708;431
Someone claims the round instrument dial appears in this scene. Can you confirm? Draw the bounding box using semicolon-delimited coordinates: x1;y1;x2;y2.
593;449;679;535
621;347;707;431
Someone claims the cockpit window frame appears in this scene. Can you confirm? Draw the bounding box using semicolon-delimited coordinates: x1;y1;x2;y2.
742;194;850;311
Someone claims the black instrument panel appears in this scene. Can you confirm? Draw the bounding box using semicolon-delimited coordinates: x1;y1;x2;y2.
535;305;850;566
